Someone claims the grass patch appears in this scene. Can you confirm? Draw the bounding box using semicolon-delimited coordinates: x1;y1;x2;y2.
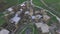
47;12;59;26
33;0;46;8
0;17;5;26
19;0;26;4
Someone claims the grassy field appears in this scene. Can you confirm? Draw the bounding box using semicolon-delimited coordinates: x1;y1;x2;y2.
47;12;59;26
0;13;5;26
0;17;6;26
33;0;46;8
19;0;26;4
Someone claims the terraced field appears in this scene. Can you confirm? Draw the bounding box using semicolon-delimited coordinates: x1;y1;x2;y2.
44;0;60;12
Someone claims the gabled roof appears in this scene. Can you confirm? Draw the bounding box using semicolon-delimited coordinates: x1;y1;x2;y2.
7;7;13;11
36;14;42;19
21;3;25;6
25;11;30;15
20;9;23;11
35;23;49;33
31;16;35;19
56;29;60;34
10;13;21;24
0;29;9;34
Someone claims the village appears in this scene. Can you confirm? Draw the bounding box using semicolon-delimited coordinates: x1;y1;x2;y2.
0;0;60;34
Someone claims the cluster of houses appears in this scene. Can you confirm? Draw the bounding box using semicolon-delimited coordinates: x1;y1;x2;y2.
1;1;60;34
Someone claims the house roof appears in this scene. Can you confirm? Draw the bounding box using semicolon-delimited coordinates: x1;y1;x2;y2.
16;11;22;14
43;15;50;19
56;29;60;34
20;9;23;11
21;3;25;6
35;23;49;33
7;7;13;11
25;11;30;15
11;16;21;24
36;14;42;19
10;13;21;24
31;16;35;19
0;29;9;34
